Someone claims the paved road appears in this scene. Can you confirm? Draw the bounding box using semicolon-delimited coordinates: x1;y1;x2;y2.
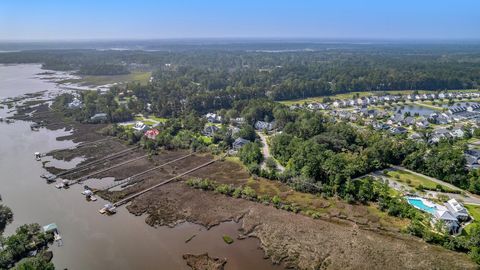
385;166;480;205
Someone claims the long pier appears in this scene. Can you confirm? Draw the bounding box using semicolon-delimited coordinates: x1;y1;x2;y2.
56;146;138;178
68;154;150;185
113;157;219;207
98;153;194;191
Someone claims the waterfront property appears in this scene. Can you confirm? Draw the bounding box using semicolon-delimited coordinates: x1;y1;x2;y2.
232;137;250;150
133;121;149;132
406;197;470;234
90;113;108;123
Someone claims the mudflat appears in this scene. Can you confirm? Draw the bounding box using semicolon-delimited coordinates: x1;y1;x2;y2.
15;101;477;270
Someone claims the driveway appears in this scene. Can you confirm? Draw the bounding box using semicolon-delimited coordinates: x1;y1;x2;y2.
378;166;480;205
257;131;285;172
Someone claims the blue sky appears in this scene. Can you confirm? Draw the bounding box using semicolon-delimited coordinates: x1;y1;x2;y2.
0;0;479;40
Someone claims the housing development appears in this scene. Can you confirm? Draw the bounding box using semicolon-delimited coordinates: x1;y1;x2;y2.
0;4;480;266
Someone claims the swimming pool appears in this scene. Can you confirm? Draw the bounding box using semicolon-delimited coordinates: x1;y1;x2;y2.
406;197;437;214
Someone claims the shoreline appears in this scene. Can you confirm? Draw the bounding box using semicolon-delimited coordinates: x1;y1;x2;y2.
7;97;477;269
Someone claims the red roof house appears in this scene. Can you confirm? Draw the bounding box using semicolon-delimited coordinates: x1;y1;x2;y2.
144;129;159;140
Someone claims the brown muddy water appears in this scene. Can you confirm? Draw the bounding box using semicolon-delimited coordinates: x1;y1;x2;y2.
0;64;280;270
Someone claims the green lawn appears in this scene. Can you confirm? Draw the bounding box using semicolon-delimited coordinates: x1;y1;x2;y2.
386;170;456;193
197;135;213;145
464;204;480;235
149;115;168;123
134;114;167;126
61;71;152;87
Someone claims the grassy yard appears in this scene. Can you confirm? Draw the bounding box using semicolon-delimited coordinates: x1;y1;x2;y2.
134;114;168;126
386;170;457;193
62;71;152;87
464;204;480;235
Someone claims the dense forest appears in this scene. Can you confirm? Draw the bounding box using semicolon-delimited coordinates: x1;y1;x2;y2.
0;42;479;104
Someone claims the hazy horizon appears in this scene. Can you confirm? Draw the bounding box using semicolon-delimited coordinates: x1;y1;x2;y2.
1;0;479;41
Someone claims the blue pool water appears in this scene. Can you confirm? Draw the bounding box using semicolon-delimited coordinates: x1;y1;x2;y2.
406;197;437;214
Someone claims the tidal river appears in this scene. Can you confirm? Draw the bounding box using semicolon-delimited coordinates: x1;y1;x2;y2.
0;64;278;270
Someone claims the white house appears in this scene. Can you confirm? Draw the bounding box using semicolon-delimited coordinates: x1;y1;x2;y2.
467;104;480;112
133;121;149;132
255;121;274;131
205;113;222;123
450;128;465;138
68;98;83;109
445;199;470;221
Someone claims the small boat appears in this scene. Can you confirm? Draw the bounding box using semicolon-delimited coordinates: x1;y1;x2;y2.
99;203;116;214
82;189;97;201
30;123;40;131
54;232;62;241
34;152;41;161
61;180;70;188
43;223;63;247
41;173;56;182
55;183;64;189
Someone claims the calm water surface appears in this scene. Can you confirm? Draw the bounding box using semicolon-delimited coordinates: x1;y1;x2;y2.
0;64;279;270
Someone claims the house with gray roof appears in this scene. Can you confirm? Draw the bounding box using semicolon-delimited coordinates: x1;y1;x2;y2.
445;199;470;221
254;121;275;131
232;138;250;150
90;113;108;123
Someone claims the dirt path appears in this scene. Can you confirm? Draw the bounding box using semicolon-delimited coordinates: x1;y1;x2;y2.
257;131;285;172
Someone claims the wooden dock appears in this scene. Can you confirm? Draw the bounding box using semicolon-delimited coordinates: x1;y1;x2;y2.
113;156;220;207
97;152;194;191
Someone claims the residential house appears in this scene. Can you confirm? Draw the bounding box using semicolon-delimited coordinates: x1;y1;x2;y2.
232;117;245;125
448;106;467;115
467;104;480;112
433;210;460;234
465;155;480;169
307;103;328;110
389;126;407;135
416;119;430;129
255;121;275;131
450;128;465;138
232;138;250;150
133;121;149;132
404;116;416;126
90;113;108;123
372;122;390;131
202;125;219;137
409;132;423;141
429;128;452;143
144;129;160;140
205;113;222;123
445;199;470;221
68;98;83;109
228;126;240;136
388;114;405;125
